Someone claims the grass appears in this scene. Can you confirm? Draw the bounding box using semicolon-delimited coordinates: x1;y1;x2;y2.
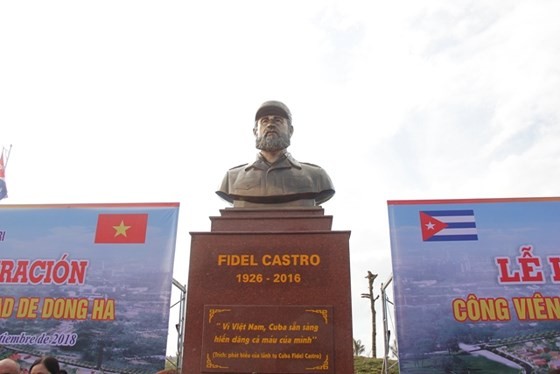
354;356;400;374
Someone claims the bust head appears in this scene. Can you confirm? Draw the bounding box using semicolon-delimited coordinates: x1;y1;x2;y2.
254;100;294;152
217;100;335;207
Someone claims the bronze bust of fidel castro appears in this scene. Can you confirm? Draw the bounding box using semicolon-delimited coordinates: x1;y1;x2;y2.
217;100;335;208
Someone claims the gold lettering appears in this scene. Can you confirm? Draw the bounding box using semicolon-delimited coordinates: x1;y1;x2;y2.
261;254;321;266
217;254;258;266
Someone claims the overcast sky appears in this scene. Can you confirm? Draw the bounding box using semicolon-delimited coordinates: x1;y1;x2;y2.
2;0;559;359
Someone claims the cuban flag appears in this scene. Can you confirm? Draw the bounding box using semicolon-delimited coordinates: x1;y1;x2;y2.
419;210;478;241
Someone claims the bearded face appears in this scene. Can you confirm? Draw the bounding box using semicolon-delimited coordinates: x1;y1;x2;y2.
255;130;291;151
254;115;292;152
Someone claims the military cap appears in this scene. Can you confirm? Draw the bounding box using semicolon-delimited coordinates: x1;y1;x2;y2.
255;100;292;125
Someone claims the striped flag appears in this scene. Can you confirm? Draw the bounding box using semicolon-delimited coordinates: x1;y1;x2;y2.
419;210;478;241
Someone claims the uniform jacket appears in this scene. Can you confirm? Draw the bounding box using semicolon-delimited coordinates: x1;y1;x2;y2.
217;152;335;205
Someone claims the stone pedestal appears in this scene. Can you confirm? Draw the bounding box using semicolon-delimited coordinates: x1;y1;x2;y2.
182;208;353;374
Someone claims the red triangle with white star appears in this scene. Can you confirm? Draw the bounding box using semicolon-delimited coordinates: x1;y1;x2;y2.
419;212;448;241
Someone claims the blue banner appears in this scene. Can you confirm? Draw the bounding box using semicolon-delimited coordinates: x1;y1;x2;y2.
388;198;560;373
0;203;179;373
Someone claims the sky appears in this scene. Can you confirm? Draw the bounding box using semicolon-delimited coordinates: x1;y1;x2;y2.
2;0;560;360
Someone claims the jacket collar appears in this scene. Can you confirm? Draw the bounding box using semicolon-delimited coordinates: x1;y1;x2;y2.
245;152;302;171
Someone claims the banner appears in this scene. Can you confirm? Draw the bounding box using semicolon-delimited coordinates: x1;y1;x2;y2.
388;198;560;373
0;203;179;373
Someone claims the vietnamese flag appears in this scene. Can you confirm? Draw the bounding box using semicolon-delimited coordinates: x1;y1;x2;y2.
94;213;148;243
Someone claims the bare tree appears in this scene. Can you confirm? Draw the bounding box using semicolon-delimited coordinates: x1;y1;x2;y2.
361;271;379;357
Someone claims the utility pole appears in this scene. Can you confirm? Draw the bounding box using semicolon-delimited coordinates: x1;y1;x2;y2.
381;275;394;374
361;270;379;357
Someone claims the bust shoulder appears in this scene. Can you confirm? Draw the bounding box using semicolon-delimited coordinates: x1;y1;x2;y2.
300;161;324;169
228;163;248;171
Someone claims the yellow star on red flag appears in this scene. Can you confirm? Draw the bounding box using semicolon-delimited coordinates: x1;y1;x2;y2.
94;214;148;243
113;220;131;237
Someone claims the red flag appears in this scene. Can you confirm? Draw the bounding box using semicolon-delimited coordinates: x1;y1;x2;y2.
0;153;5;178
0;154;7;200
94;214;148;243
